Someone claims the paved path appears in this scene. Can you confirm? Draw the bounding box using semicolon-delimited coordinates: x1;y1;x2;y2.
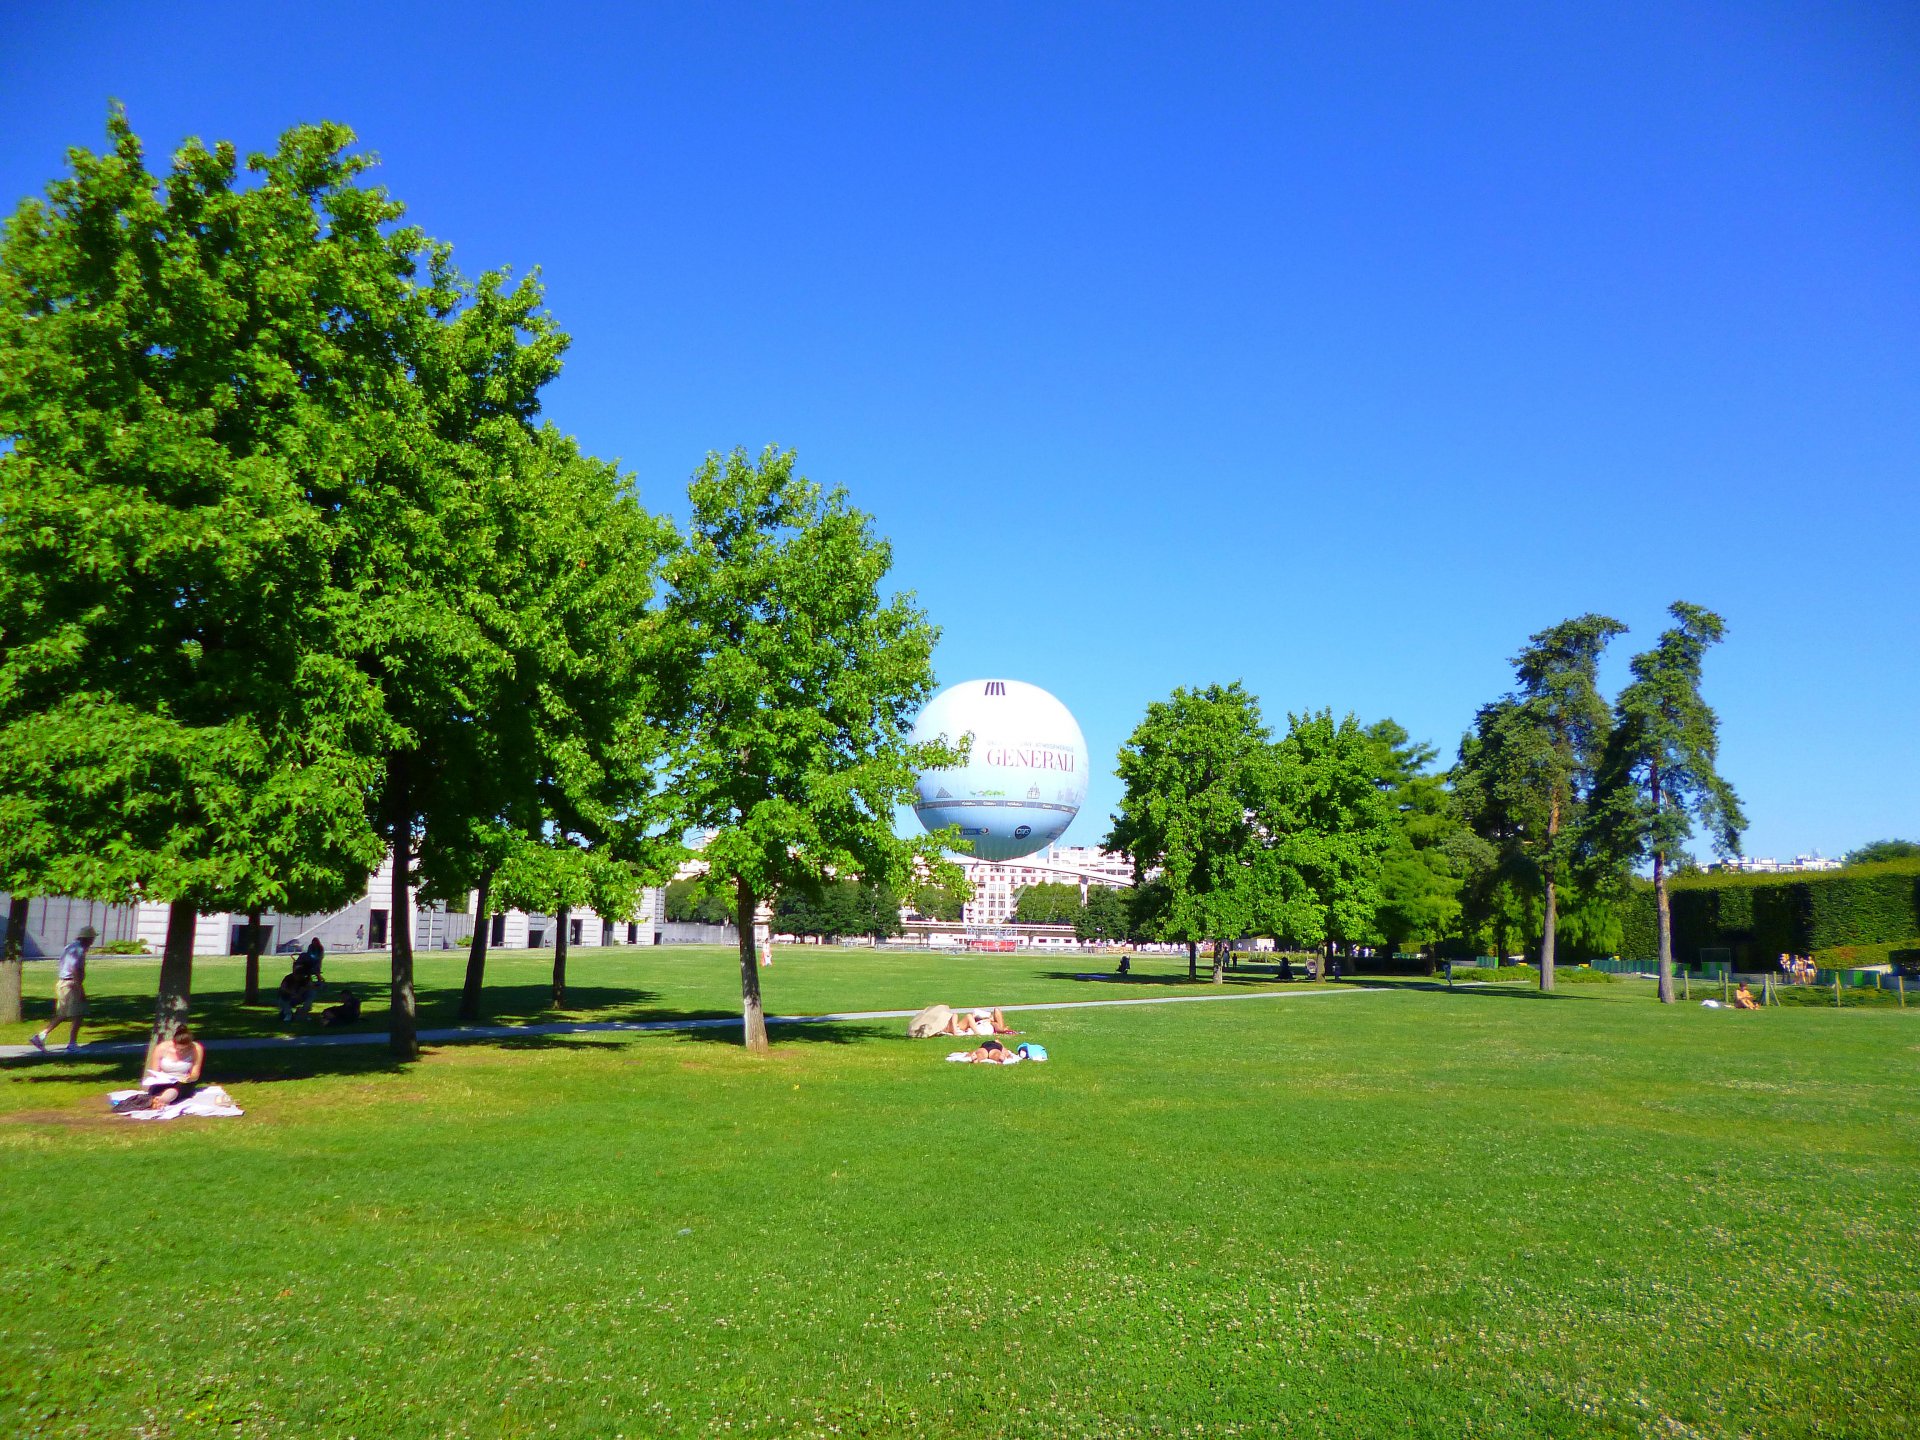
0;984;1381;1062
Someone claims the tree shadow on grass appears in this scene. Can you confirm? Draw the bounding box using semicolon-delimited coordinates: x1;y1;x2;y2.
669;1020;897;1048
8;982;678;1049
2;1042;411;1091
1036;969;1306;989
1384;979;1575;1000
425;983;673;1029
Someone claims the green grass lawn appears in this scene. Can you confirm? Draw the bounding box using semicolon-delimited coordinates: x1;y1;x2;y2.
1;943;1299;1049
4;949;1918;1438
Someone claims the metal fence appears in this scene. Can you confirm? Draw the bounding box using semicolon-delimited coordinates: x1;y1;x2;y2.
1589;955;1910;995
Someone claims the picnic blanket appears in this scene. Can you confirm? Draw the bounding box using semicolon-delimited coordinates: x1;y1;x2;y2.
107;1085;244;1121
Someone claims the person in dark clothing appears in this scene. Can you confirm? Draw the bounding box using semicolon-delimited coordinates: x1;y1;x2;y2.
291;938;326;986
278;969;316;1024
318;989;361;1027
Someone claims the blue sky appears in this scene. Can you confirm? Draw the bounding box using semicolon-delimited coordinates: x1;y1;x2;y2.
4;2;1915;861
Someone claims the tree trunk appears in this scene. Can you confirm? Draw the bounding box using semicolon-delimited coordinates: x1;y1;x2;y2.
1211;939;1226;985
1650;761;1674;1005
1187;939;1198;981
1540;792;1560;992
151;897;197;1044
1654;847;1674;1005
459;869;493;1024
736;875;769;1053
552;902;570;1009
1540;879;1558;992
0;893;25;1025
386;755;418;1059
243;906;264;1005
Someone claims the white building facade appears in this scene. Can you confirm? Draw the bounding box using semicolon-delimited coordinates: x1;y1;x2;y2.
948;842;1134;928
1;852;665;959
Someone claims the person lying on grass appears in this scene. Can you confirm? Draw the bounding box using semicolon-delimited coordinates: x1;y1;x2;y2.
944;1008;1017;1037
964;1039;1019;1064
142;1027;206;1107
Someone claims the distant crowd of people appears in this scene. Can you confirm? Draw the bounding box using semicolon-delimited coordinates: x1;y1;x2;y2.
1779;953;1818;986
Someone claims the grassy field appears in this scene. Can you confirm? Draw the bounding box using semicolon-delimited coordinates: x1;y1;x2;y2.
4;947;1918;1437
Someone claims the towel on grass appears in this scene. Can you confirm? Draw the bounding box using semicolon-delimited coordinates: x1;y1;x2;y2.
107;1085;244;1121
946;1050;1022;1064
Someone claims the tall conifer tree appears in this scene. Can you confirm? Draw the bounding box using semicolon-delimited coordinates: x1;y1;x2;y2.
1592;603;1745;1003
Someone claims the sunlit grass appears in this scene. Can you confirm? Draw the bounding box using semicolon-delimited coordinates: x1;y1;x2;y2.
3;950;1916;1437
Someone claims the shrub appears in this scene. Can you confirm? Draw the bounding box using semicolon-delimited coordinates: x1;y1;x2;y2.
1449;963;1536;983
1814;939;1920;970
1619;860;1920;962
1555;966;1621;984
1772;982;1905;1010
93;939;149;955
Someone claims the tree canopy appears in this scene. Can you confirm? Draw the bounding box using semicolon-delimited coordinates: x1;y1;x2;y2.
1451;615;1626;988
1075;885;1131;943
657;446;961;1050
0;110;407;1039
1845;839;1920;867
1013;882;1082;926
1593;602;1746;1002
1107;683;1281;980
0;109;682;1049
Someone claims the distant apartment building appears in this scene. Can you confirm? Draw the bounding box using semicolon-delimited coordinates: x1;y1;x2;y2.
949;842;1134;928
1;850;664;960
1709;853;1844;875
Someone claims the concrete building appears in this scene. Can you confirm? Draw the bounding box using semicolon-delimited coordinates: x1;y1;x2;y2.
1;851;665;959
948;842;1133;928
1709;853;1845;875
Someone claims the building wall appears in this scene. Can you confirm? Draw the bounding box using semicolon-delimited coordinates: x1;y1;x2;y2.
0;895;145;958
951;843;1133;928
5;854;668;960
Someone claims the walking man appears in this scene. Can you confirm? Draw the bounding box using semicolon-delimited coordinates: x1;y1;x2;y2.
30;924;95;1054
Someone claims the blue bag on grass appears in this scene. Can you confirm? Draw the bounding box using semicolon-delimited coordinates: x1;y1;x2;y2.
1017;1044;1047;1062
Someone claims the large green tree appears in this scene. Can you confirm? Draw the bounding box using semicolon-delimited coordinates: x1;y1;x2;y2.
340;261;573;1058
1108;683;1290;982
1450;616;1626;990
1592;603;1746;1003
1013;882;1082;926
0;111;394;1042
1075;885;1131;943
419;431;676;1023
775;879;902;941
665;876;734;926
1270;710;1394;962
907;879;968;922
658;447;960;1051
1363;720;1467;969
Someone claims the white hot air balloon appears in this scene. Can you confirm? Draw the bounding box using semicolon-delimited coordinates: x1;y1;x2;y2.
910;679;1088;862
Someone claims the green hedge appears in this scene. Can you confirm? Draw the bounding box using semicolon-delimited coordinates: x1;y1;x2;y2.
1620;860;1920;963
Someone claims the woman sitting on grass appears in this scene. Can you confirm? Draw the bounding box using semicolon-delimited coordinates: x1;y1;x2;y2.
142;1027;205;1107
